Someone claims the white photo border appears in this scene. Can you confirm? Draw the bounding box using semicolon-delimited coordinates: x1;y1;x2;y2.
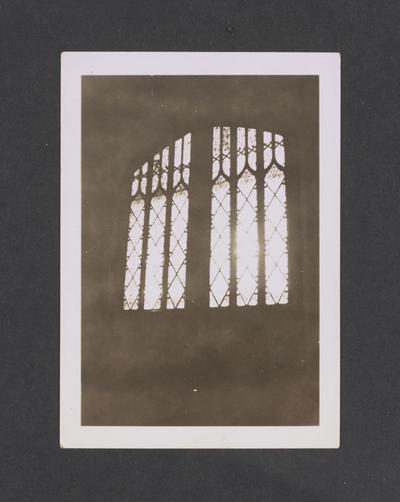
60;52;340;448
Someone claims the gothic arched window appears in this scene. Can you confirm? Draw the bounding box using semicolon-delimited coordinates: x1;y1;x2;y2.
123;127;288;311
210;127;288;308
123;133;191;310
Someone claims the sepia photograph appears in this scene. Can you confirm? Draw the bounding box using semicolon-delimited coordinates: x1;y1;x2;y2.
60;52;340;448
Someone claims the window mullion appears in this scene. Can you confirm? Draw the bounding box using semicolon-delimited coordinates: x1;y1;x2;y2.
257;128;266;305
161;148;174;309
138;160;153;309
186;129;213;308
229;127;237;307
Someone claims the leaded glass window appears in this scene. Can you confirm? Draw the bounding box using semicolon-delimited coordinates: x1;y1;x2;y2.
210;127;231;307
210;126;288;307
123;133;191;310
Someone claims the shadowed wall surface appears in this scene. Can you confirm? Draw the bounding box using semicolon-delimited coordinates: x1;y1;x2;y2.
81;75;319;425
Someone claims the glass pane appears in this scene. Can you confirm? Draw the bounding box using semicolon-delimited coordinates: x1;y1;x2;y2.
222;126;231;176
182;133;191;185
275;134;285;167
265;164;288;304
166;134;191;308
210;125;230;307
123;198;145;309
237;127;246;173
174;137;182;167
144;194;166;310
212;126;221;178
152;153;161;192
183;133;191;165
167;188;188;309
247;128;257;170
237;169;258;306
210;176;230;307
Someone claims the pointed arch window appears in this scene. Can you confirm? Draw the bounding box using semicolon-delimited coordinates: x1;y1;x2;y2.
210;126;288;307
123;126;288;312
123;133;191;310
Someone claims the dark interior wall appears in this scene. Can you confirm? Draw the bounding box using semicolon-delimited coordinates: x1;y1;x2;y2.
81;76;319;425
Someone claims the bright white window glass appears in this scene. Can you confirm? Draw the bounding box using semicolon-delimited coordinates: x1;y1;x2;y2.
123;163;148;310
210;127;231;307
123;198;145;310
160;147;169;190
210;126;288;308
264;132;288;304
167;133;191;309
236;128;258;306
124;127;288;311
144;153;167;310
123;134;191;311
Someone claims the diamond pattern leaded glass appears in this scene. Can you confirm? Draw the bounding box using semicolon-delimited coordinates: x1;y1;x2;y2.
210;126;288;307
124;127;288;311
264;133;288;304
144;152;167;309
210;127;231;307
236;128;258;306
210;177;230;307
123;134;191;311
144;193;166;310
168;189;188;308
123;196;145;309
167;134;191;309
237;169;258;306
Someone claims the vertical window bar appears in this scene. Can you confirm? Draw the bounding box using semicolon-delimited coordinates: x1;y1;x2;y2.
256;128;266;304
189;128;213;308
161;147;172;309
229;126;237;307
138;159;153;309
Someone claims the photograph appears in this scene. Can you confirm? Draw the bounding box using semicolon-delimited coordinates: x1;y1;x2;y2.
60;53;340;447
